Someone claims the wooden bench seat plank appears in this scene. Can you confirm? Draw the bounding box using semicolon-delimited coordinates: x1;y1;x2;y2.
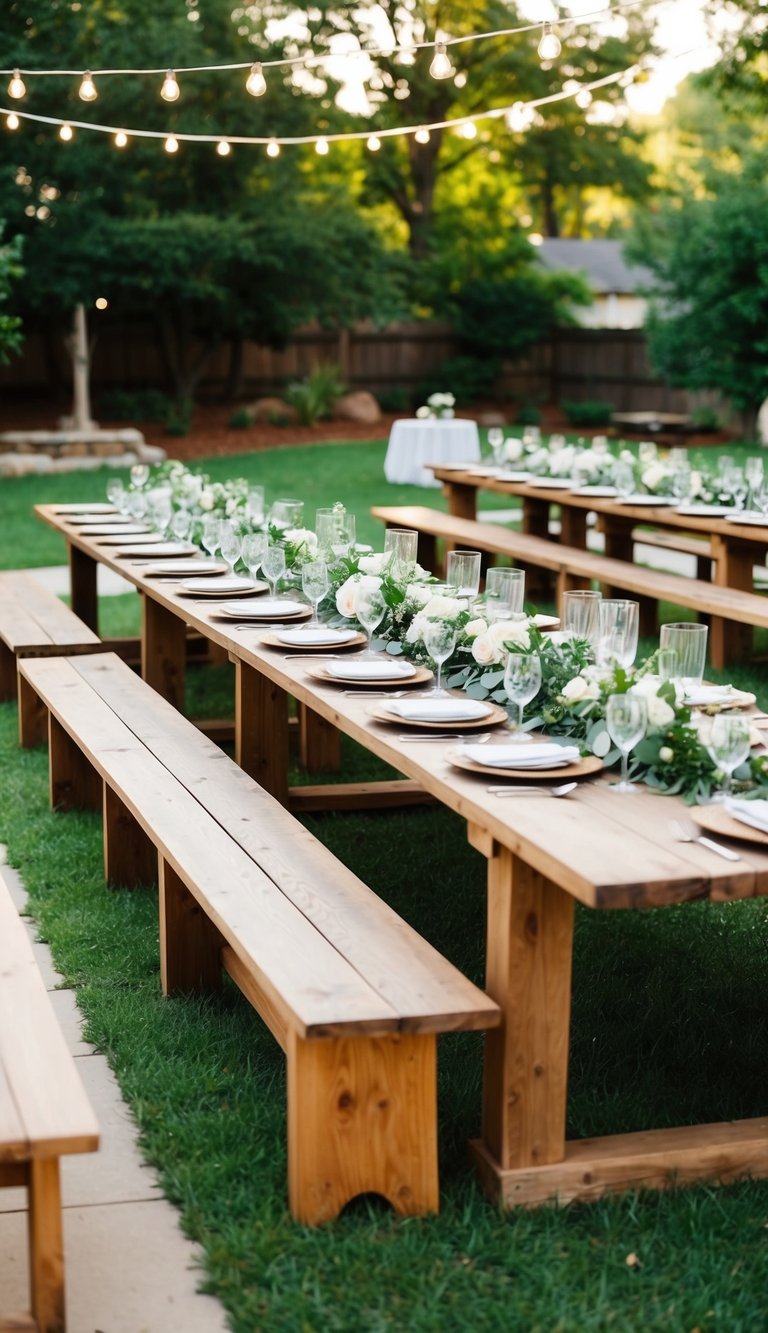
0;573;101;654
68;654;498;1033
0;882;99;1160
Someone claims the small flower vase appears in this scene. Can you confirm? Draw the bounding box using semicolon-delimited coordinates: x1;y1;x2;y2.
440;408;454;420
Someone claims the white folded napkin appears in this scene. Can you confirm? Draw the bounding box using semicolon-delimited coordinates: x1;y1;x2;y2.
238;597;304;615
326;660;416;681
684;686;733;706
463;742;580;768
277;627;358;645
391;699;490;722
724;798;768;835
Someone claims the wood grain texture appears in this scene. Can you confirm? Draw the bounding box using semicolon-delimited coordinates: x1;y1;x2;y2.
67;544;98;631
17;672;47;749
103;785;157;889
49;714;102;813
298;704;341;774
141;595;186;710
287;1030;439;1224
159;859;223;997
28;1156;65;1333
234;660;290;802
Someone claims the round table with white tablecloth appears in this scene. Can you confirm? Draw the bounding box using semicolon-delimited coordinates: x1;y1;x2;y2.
384;417;481;487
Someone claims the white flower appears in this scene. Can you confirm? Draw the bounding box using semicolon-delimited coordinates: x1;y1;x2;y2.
199;488;215;511
427;392;455;409
415;405;431;419
641;462;671;494
659;746;674;762
550;445;576;477
285;527;318;554
406;612;428;645
689;469;703;498
405;582;433;608
647;695;675;729
464;618;487;639
359;552;389;576
421;595;466;620
503;438;524;463
561;675;595;703
489;619;530;650
471;632;502;666
335;573;380;618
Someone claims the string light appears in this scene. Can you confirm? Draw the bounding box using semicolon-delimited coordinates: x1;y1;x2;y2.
460;121;477;139
6;112;19;130
575;87;592;108
367;134;381;151
505;101;536;133
160;70;180;102
266;137;280;157
315;136;328;155
216;139;231;155
538;21;562;61
114;130;128;147
79;70;98;101
245;62;267;97
164;134;179;152
414;127;430;144
8;69;26;99
59;123;73;141
429;41;454;80
95;297;108;309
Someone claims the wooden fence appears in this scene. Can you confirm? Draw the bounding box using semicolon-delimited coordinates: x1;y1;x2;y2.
0;320;697;415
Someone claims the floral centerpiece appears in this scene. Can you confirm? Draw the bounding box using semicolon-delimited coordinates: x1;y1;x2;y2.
415;392;456;421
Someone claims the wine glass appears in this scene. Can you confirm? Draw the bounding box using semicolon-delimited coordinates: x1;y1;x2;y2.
219;522;242;576
106;477;125;510
487;427;505;466
242;532;267;585
613;460;635;498
246;486;265;526
423;620;457;697
706;713;751;803
446;550;481;599
745;457;764;511
130;462;150;490
270;498;303;530
262;544;287;599
201;516;222;560
149;492;172;536
170;509;192;542
126;489;148;521
355;582;387;657
302;559;329;625
605;693;647;793
503;652;542;731
598;600;639;669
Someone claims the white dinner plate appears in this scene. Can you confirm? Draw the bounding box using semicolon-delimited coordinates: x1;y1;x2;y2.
528;477;573;489
684;686;756;709
675;504;734;518
118;542;197;558
55;503;116;514
323;659;417;682
89;526;158;538
178;576;264;596
724;512;768;526
435;461;482;471
570;485;618;497
218;597;305;617
275;627;360;646
142;559;227;577
70;514;136;525
500;471;533;482
617;494;679;506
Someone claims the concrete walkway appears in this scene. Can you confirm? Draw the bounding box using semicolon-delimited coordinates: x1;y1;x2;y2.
0;847;230;1333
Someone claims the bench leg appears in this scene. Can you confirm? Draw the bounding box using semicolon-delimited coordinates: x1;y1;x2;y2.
286;1031;439;1225
18;672;48;748
49;716;102;812
28;1157;65;1333
0;639;16;700
159;859;222;995
103;786;157;888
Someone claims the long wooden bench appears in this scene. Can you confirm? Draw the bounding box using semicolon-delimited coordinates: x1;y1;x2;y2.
17;652;500;1225
0;866;99;1333
0;572;103;735
371;505;768;663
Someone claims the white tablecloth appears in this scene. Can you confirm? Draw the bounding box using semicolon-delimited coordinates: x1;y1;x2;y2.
384;418;481;487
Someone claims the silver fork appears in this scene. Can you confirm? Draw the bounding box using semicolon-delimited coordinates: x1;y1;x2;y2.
396;731;492;743
670;818;741;861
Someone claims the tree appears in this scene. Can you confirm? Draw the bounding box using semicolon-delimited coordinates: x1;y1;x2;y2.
0;223;23;364
627;173;768;433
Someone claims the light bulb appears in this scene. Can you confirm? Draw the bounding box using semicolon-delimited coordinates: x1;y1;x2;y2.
367;134;381;152
266;138;280;157
429;41;453;80
460;121;477;140
505;101;534;134
6;113;20;131
537;22;561;62
414;127;430;144
575;87;592;109
95;297;108;310
164;135;179;153
59;123;74;141
216;139;231;156
79;71;98;101
8;69;26;99
114;130;128;147
246;62;267;97
315;137;329;155
160;70;180;102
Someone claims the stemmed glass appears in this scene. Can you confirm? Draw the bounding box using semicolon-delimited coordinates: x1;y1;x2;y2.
126;489;148;522
487;427;505;466
355;583;387;657
302;559;329;625
423;620;457;697
242;533;267;586
246;486;265;526
332;513;356;561
745;457;764;511
503;653;542;731
598;600;639;669
262;544;287;599
170;509;192;542
130;462;150;490
219;523;242;576
605;693;647;793
201;516;222;561
106;478;125;510
706;714;751;803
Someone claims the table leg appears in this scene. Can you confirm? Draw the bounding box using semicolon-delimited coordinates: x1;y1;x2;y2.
442;481;477;520
710;536;754;668
69;542;99;631
234;660;290;804
299;705;341;772
602;517;655;637
521;499;554;601
141;594;186;711
468;829;574;1181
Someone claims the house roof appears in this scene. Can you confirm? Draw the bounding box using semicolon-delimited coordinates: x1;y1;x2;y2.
535;238;655;295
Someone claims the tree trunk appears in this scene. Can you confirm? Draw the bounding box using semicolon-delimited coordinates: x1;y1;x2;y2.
225;335;244;402
60;303;97;430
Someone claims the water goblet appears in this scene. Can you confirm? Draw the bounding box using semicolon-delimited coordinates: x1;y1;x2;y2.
106;478;125;510
219;522;242;576
355;583;387;657
613;460;635;498
659;622;708;695
706;713;751;802
562;589;602;654
503;652;542;731
126;490;148;522
384;528;419;577
270;498;304;531
149;492;172;536
446;550;481;599
170;509;192;542
302;559;329;625
423;619;457;697
745;457;764;510
487;427;505;465
201;515;222;560
130;462;150;490
638;441;657;466
246;486;265;527
485;567;525;620
332;513;356;561
262;544;287;599
598;600;639;669
605;693;647;793
547;432;566;452
242;532;267;585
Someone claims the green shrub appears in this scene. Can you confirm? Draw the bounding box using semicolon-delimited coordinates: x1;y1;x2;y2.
228;407;252;430
163;398;193;436
98;388;169;422
377;386;411;413
561;399;615;427
515;403;542;426
418;355;499;408
284;362;346;425
690;404;721;432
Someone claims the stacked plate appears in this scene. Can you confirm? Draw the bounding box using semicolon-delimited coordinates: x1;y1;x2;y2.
462;741;581;769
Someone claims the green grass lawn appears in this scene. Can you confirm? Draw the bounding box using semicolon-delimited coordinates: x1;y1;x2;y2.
1;442;768;1331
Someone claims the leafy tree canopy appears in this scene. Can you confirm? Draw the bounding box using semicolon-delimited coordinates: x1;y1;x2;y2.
0;223;24;364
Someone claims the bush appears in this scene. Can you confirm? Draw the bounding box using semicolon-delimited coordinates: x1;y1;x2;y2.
377;386;411;413
417;355;499;408
228;407;252;430
690;404;721;432
284;362;346;426
515;404;542;426
98;388;169;422
163;398;193;436
561;399;615;427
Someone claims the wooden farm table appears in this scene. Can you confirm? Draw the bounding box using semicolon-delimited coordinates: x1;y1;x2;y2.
35;503;768;1207
430;465;768;665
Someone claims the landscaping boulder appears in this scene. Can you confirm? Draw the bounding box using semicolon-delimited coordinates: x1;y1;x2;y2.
335;391;381;424
247;397;299;425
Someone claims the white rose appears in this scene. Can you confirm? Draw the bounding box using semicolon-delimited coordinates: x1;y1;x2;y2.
629;676;658;699
490;619;530;650
503;438;524;463
199;489;215;511
659;746;674;762
689;469;703;498
464;618;487;639
416;405;431;419
551;446;575;476
646;695;675;729
561;676;591;702
641;463;668;493
405;582;433;608
422;595;466;620
359;552;389;576
471;632;502;666
335;575;363;618
405;612;428;645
